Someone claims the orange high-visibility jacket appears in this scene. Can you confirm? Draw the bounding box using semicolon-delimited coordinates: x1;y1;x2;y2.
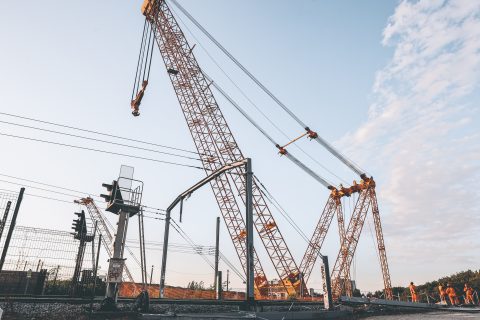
446;287;456;297
409;284;417;294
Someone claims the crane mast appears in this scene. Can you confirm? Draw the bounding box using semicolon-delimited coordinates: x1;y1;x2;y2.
329;179;393;300
142;0;303;295
298;194;339;284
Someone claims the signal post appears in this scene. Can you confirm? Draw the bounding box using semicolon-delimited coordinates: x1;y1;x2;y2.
100;168;143;310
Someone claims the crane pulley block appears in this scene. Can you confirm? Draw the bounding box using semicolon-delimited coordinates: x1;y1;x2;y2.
131;80;148;117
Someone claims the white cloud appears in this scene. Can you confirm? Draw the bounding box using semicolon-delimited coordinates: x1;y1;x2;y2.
342;0;480;285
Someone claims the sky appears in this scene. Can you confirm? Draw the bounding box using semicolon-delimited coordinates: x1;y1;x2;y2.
0;0;478;294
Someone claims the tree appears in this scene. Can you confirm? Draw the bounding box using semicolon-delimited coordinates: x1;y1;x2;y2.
187;280;205;290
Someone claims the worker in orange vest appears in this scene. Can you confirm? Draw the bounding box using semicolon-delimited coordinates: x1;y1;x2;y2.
409;282;418;303
464;283;475;305
438;283;447;303
445;283;457;305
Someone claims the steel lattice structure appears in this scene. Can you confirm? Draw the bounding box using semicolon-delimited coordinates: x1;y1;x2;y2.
299;194;339;285
369;188;393;300
76;197;135;283
329;178;393;299
143;0;303;295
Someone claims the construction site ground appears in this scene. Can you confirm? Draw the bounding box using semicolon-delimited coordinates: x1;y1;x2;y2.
2;296;480;320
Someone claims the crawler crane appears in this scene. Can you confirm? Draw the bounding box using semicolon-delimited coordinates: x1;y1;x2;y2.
132;0;393;300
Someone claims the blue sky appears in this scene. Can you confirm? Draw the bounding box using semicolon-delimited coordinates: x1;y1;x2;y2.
0;0;478;294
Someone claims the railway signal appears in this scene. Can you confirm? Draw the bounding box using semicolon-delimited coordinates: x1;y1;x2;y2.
100;180;123;213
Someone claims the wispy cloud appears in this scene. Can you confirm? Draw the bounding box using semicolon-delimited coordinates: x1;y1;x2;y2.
342;0;480;282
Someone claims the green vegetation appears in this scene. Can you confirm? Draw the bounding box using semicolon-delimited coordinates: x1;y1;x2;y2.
371;270;480;303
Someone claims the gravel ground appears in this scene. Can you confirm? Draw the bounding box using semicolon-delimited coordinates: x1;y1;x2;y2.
0;301;242;320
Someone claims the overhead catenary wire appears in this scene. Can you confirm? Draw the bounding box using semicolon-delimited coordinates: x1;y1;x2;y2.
0;172;168;214
172;220;245;281
0;119;201;161
0;179;90;199
0;173;104;201
0;111;201;156
0;131;203;170
170;219;215;269
170;0;367;177
0;187;73;204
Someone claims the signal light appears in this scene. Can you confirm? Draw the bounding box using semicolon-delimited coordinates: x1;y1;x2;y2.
101;180;123;213
72;210;87;239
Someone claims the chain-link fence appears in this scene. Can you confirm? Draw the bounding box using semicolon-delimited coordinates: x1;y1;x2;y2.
0;224;106;296
0;190;105;296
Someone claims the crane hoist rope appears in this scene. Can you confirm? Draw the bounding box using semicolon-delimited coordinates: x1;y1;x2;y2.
169;4;351;187
204;72;334;189
169;0;367;178
131;18;155;117
135;0;344;190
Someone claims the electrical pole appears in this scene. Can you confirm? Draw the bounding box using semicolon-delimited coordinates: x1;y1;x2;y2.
214;217;220;298
149;265;154;286
159;208;171;298
0;188;25;273
321;255;333;311
226;269;229;292
217;270;223;300
245;158;254;305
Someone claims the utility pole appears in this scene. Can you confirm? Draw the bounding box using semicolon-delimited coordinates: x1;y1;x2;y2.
217;270;223;300
321;255;333;311
214;217;220;298
149;265;154;286
159;208;170;298
245;158;254;305
226;269;229;292
0;188;25;273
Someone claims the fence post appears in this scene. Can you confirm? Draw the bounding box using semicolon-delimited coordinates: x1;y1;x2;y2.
0;188;25;273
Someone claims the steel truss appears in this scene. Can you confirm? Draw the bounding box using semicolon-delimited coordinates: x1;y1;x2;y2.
330;179;393;300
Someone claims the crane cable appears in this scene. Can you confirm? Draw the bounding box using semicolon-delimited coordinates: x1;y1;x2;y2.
131;18;155;116
132;19;155;102
203;72;334;189
169;0;367;177
169;6;349;186
254;175;311;244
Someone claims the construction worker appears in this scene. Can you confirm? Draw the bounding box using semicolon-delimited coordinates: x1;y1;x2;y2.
409;282;418;303
464;283;475;305
445;283;457;306
438;283;447;303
